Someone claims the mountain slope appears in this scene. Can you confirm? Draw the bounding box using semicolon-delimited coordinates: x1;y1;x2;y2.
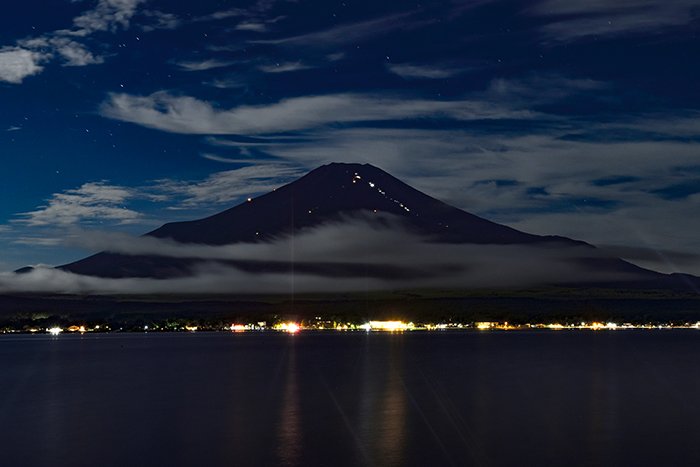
58;163;696;290
153;162;554;245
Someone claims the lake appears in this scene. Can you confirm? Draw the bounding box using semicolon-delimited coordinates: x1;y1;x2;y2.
1;331;699;466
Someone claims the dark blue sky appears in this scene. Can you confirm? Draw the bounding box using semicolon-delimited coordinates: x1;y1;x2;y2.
1;0;699;274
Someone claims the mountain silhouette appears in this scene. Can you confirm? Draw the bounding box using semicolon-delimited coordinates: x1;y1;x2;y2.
58;163;698;291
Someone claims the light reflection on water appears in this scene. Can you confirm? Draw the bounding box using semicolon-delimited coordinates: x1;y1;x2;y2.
0;331;700;466
278;341;301;466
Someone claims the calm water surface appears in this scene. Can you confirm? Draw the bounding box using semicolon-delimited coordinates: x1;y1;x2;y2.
1;331;699;466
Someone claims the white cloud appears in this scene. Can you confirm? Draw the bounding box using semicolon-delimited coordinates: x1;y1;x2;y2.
189;1;290;24
388;63;463;79
51;38;104;66
13;237;63;247
486;74;608;102
201;153;248;164
326;52;345;62
99;91;537;135
603;112;700;137
200;153;281;164
139;10;181;32
12;165;299;233
17;182;141;227
0;0;145;83
69;0;147;36
235;22;269;32
531;0;700;41
204;77;247;89
258;61;312;73
151;164;302;208
175;59;237;72
0;264;383;295
0;47;46;83
192;8;245;22
251;12;426;47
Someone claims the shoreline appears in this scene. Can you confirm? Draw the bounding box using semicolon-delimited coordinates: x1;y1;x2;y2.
4;320;700;336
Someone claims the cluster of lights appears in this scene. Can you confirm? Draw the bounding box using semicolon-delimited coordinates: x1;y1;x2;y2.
470;321;685;331
6;319;700;336
45;325;89;335
352;172;412;213
360;321;415;332
274;322;301;334
542;322;621;331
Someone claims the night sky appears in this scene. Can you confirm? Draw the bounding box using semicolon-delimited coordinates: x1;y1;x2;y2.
1;0;699;275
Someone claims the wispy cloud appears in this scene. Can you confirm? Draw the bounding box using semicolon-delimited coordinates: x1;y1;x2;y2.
257;61;312;73
13;237;63;247
326;52;345;62
174;59;237;72
387;63;464;79
203;77;247;89
0;0;145;83
201;153;250;164
151;164;302;208
0;264;383;295
188;1;289;26
12;165;300;234
0;216;650;294
139;10;181;32
200;152;282;164
99;91;537;135
191;8;246;23
235;21;269;32
50;37;104;66
66;0;147;36
251;12;427;47
531;0;700;42
486;73;608;103
17;182;141;227
601;112;700;137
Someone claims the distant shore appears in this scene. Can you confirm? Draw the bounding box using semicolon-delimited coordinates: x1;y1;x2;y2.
4;320;700;336
1;286;699;334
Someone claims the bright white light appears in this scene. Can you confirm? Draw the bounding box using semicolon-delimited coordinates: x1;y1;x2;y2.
368;321;412;331
276;322;301;334
48;327;62;335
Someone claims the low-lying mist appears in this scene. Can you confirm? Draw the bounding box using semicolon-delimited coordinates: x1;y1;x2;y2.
1;214;648;295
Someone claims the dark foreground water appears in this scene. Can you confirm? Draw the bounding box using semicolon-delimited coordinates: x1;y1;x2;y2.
1;331;700;467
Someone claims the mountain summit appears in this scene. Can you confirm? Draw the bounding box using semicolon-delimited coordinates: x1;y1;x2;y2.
59;163;697;290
